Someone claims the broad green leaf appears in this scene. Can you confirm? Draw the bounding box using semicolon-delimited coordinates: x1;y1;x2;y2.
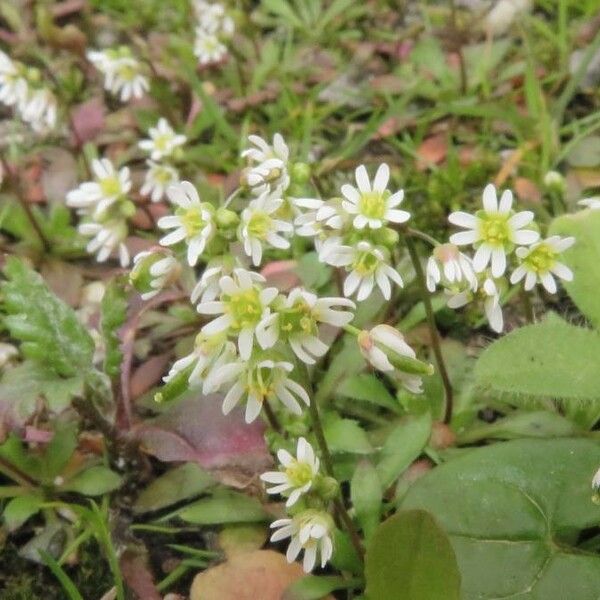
101;277;128;379
0;434;44;481
284;575;360;600
565;135;600;167
350;460;382;540
294;251;332;289
42;422;78;482
474;314;600;403
133;463;215;513
401;439;600;599
323;416;372;454
549;209;600;328
376;412;432;489
3;493;43;531
62;465;122;496
338;373;398;412
365;510;460;600
174;490;268;525
1;257;94;377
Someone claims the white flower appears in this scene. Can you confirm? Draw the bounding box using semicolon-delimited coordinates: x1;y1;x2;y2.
293;197;344;240
193;0;235;36
138;118;186;161
578;196;600;210
87;47;149;102
239;192;293;266
260;437;320;507
447;276;504;333
130;250;182;300
485;0;531;36
426;244;477;292
158;181;216;266
341;163;410;230
593;466;600;492
190;259;262;305
257;288;355;364
78;219;130;267
140;161;179;202
322;240;403;301
163;333;236;393
357;324;426;394
0;50;28;107
206;359;310;423
197;268;279;360
194;30;228;65
242;134;290;195
510;236;575;293
0;342;19;369
67;158;131;218
20;87;57;132
270;511;334;573
449;183;539;277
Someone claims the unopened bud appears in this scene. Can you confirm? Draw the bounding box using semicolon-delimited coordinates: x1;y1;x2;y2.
130;249;181;300
216;207;240;229
291;162;311;185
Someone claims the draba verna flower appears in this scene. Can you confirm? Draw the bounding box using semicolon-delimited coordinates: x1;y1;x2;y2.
449;183;539;277
426;243;477;292
241;133;290;195
78;219;130;267
138;118;186;161
130;249;182;300
140;161;179;202
358;324;429;394
270;510;334;573
163;332;236;393
239;192;294;266
67;158;132;218
341;163;410;230
158;181;216;266
205;358;310;423
510;235;575;293
0;50;28;107
256;288;355;364
322;240;403;301
20;87;57;132
87;47;149;102
447;276;504;333
194;30;228;65
196;268;279;360
261;437;320;507
193;0;235;36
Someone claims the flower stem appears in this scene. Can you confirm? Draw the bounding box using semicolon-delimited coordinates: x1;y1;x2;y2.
308;393;365;561
263;398;283;434
520;287;535;323
406;227;440;247
405;235;454;424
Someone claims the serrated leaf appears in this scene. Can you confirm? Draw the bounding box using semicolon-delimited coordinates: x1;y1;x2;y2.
549;209;600;328
1;257;94;377
474;314;600;403
62;465;122;496
365;510;461;600
101;277;128;379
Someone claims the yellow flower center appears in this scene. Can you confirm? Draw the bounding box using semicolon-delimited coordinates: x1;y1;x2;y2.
279;300;315;336
178;207;206;237
523;243;557;274
358;191;387;220
99;176;121;198
225;288;264;330
285;461;313;488
247;211;272;239
353;250;379;275
479;214;511;247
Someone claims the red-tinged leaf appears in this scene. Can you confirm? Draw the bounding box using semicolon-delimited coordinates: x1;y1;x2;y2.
514;177;541;204
70;97;106;144
260;260;300;292
120;549;162;600
416;135;448;171
134;394;271;478
129;354;171;400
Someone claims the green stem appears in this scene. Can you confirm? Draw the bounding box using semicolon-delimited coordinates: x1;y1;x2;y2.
405;236;454;424
520;286;535;323
406;227;440;247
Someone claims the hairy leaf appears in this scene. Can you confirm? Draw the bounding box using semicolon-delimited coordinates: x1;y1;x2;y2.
101;277;128;379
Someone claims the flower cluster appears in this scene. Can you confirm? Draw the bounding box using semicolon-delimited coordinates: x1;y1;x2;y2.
66;158;134;266
87;46;149;102
427;184;574;332
138;118;187;202
193;0;235;65
0;50;57;133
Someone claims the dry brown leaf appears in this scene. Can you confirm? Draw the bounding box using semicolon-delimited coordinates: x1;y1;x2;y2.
129;353;171;400
514;177;541;204
416;134;448;171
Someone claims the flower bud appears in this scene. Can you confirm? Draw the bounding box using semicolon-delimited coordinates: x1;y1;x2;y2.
543;170;566;195
215;206;240;229
291;162;311;185
130;249;181;300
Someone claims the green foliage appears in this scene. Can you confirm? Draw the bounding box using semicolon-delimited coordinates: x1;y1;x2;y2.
3;494;43;531
338;373;399;412
61;466;122;496
100;277;128;379
323;415;372;454
365;510;461;600
350;460;382;541
401;439;600;599
474;314;600;405
284;575;360;600
1;257;95;377
549;209;600;328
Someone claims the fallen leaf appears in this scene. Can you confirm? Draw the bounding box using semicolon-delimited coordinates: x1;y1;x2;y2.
416;134;448;171
514;177;541;203
129;354;171;400
260;260;300;292
120;549;162;600
70;97;106;144
190;551;321;600
40;259;83;306
40;148;78;204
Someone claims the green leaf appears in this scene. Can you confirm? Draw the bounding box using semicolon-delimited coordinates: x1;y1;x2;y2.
474;314;600;403
294;251;332;289
42;422;78;481
401;438;600;599
173;490;268;525
1;257;94;377
39;550;85;600
565;135;600;167
100;277;128;379
62;465;122;496
3;493;43;531
284;575;360;600
350;460;382;541
338;373;398;412
323;416;372;454
376;412;432;489
365;510;460;600
133;463;214;514
549;209;600;328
